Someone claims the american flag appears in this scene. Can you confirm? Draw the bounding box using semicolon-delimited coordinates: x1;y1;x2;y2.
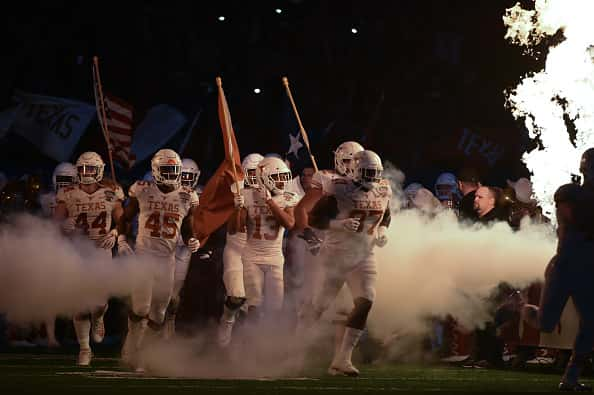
103;93;135;168
92;61;135;168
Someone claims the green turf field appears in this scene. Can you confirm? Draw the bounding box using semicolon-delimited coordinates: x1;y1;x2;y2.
0;351;584;393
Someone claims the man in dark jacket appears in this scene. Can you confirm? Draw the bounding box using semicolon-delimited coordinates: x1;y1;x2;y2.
474;186;508;224
457;167;480;222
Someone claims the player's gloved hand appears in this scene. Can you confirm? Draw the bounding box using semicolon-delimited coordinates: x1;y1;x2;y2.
298;227;323;256
329;218;360;232
117;235;134;256
375;225;388;247
187;237;200;253
61;217;77;235
98;229;118;249
259;186;272;202
233;194;245;209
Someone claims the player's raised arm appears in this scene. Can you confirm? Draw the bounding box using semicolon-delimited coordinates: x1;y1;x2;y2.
266;198;295;230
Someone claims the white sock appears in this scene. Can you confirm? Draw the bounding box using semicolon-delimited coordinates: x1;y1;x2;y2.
331;324;346;365
126;317;148;353
338;327;364;363
73;317;91;351
222;305;237;322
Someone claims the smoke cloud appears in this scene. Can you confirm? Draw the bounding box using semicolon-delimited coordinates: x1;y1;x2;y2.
0;214;150;323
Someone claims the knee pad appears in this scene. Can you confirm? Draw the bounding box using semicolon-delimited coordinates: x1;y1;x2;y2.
346;297;373;330
129;311;147;323
225;296;246;311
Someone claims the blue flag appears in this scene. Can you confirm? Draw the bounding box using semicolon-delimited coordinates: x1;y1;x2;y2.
9;90;96;162
280;93;317;174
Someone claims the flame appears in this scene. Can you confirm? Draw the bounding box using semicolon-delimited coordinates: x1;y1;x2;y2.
504;0;594;223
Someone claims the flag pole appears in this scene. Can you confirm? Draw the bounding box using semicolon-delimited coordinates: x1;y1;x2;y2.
216;77;243;231
281;77;319;172
92;56;117;184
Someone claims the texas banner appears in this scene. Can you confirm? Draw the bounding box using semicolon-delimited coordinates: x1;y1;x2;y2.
9;90;96;162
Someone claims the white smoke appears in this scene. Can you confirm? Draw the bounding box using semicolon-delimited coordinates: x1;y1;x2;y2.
366;165;556;358
370;210;555;340
504;0;594;222
0;214;150;323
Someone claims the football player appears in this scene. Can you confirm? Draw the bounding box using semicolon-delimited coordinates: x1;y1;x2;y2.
53;152;125;366
241;156;299;323
163;158;201;339
294;142;364;306
217;153;264;347
434;172;460;211
38;162;77;348
117;149;200;372
304;150;391;376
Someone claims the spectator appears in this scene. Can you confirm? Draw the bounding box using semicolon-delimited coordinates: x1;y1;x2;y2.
473;186;507;224
457;167;481;222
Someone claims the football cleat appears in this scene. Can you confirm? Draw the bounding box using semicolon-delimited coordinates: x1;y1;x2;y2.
91;316;105;343
77;349;92;366
558;382;592;391
327;360;360;377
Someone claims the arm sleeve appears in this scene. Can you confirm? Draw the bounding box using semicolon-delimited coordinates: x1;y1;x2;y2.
380;205;391;227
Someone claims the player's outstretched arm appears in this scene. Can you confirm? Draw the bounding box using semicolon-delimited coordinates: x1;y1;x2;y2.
294;188;323;231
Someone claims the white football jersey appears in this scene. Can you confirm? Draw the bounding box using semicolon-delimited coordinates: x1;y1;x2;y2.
130;180;199;257
242;188;300;265
311;169;345;195
56;184;125;241
323;178;392;255
39;191;57;218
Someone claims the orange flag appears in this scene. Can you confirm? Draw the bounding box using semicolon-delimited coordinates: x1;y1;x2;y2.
193;77;243;243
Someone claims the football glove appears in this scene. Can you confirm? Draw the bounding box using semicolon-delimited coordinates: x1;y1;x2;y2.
298;227;323;256
98;229;118;250
329;218;360;232
375;226;388;247
117;235;134;256
187;237;200;253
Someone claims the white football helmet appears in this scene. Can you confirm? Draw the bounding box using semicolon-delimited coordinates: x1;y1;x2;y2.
354;150;383;190
151;149;182;187
181;158;201;189
242;153;264;187
334;141;364;178
52;162;77;191
75;152;105;184
256;156;292;195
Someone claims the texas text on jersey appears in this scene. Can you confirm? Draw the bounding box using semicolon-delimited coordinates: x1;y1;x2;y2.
56;184;125;241
129;180;199;257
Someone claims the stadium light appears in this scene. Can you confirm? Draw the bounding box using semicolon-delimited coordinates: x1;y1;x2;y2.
351;28;358;34
218;16;225;21
275;8;282;14
254;88;261;94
